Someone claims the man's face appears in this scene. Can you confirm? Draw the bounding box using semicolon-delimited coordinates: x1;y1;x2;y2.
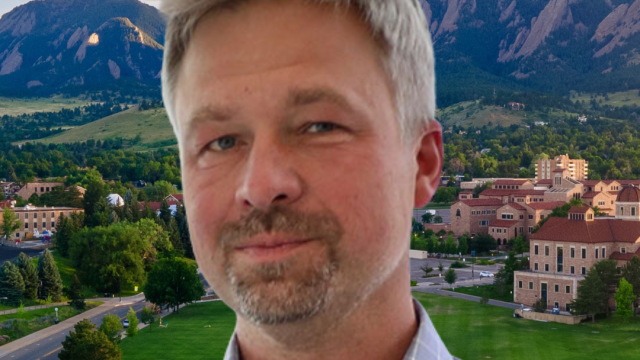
176;1;424;325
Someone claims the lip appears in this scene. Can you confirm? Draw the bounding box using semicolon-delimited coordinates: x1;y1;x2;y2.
234;235;318;261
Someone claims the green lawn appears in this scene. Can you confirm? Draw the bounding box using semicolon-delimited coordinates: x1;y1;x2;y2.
119;293;640;360
445;284;513;303
0;96;96;117
0;301;102;344
120;301;235;360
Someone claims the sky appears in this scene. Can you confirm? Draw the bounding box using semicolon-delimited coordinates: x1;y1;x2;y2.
0;0;161;19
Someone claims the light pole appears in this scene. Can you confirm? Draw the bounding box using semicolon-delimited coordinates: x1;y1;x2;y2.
55;307;59;324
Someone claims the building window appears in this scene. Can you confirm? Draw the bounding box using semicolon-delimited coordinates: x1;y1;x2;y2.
520;215;524;219
570;247;575;258
529;215;533;219
519;281;523;288
59;212;63;217
25;214;28;219
34;213;37;219
529;282;533;290
529;227;533;233
622;248;626;254
16;233;19;238
479;221;488;226
633;207;637;216
557;247;563;273
42;222;46;228
581;267;586;275
602;247;606;258
535;263;539;271
566;304;571;312
456;209;461;217
51;212;55;217
621;207;624;216
545;245;549;256
534;245;539;255
545;264;549;272
25;223;28;229
582;248;586;259
52;222;55;228
554;302;559;309
570;266;575;274
566;286;570;294
595;248;599;259
555;284;559;292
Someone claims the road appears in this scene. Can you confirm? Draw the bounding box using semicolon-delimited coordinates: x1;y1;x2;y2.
410;258;503;284
0;246;43;263
2;298;147;360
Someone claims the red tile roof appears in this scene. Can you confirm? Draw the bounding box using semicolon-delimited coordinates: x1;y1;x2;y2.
504;202;527;210
480;189;546;196
617;186;640;202
579;180;603;186
537;180;553;185
167;194;184;202
493;179;529;186
603;180;618;185
609;249;640;261
582;191;601;199
139;202;161;211
617;180;640;186
457;199;505;207
525;202;566;210
569;205;591;214
489;220;519;227
532;217;640;243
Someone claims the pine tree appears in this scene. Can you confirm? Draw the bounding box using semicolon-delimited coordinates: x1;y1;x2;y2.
37;249;63;301
14;252;38;300
59;319;121;360
68;275;85;310
159;199;171;227
55;213;72;257
622;256;640;316
168;218;184;256
0;261;25;306
571;268;608;323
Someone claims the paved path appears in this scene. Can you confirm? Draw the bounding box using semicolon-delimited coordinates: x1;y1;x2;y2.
413;280;521;310
0;294;147;360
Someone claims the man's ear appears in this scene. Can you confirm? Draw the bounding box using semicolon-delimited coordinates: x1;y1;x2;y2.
414;120;443;208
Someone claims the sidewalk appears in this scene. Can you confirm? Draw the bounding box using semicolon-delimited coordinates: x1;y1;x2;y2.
0;302;68;316
0;294;145;358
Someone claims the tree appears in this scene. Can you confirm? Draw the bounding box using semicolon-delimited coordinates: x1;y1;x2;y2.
615;278;635;319
571;268;608;323
434;215;443;223
470;233;497;253
159;199;172;227
513;236;528;255
444;234;456;255
68;275;86;310
83;180;107;224
14;252;38;300
420;266;433;278
457;236;468;255
37;249;63;301
444;268;457;288
126;307;139;338
167;218;184;255
99;313;123;343
593;259;620;317
59;319;121;360
175;206;194;259
621;256;640;316
55;214;72;257
438;262;444;275
421;212;433;224
27;193;41;206
143;257;205;313
0;261;25;305
1;207;22;241
140;306;156;332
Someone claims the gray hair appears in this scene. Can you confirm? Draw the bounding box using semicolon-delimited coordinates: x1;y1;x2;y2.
160;0;435;139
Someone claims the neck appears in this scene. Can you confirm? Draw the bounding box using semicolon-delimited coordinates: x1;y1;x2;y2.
235;258;417;360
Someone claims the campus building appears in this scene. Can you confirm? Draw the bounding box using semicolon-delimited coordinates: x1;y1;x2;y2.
514;186;640;311
0;204;84;240
535;154;588;181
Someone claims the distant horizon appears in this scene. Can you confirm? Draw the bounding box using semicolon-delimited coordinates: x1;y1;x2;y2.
0;0;161;19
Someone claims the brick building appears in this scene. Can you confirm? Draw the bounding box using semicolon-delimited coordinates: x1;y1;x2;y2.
479;189;546;204
451;198;504;237
15;182;65;200
514;186;640;311
491;179;535;190
1;182;21;197
0;204;84;240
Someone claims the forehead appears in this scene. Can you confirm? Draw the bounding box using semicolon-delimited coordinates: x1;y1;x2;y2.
174;0;393;126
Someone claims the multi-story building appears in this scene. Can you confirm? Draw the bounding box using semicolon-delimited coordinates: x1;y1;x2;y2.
0;204;84;240
1;182;21;197
479;189;546;204
15;182;65;200
451;199;504;237
535;154;588;181
487;201;565;246
491;179;535;190
514;186;640;311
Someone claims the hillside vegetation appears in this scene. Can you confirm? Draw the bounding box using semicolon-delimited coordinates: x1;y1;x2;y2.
573;89;640;108
22;106;177;151
0;96;95;117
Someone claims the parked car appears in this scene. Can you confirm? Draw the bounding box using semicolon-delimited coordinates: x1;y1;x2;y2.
122;319;129;328
479;271;494;278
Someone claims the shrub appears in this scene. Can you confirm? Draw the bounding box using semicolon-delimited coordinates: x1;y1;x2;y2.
450;261;468;268
410;280;418;287
534;299;547;313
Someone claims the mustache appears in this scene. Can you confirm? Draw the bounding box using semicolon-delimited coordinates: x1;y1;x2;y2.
218;205;344;249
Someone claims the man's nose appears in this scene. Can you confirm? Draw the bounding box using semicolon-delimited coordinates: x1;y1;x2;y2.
235;139;303;212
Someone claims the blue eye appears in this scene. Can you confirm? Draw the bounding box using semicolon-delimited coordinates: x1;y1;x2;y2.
307;122;338;133
208;136;237;152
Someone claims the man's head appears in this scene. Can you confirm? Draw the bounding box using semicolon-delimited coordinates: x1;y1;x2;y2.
161;0;442;328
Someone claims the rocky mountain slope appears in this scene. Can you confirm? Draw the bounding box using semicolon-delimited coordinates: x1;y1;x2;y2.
425;0;640;101
0;0;165;94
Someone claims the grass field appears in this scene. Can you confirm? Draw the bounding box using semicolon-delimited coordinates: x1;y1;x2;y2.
119;292;640;360
0;96;95;117
18;106;176;151
436;101;525;128
573;89;640;108
119;301;235;360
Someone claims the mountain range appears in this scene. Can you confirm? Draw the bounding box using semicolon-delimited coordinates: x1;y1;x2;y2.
2;0;640;103
0;0;165;95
